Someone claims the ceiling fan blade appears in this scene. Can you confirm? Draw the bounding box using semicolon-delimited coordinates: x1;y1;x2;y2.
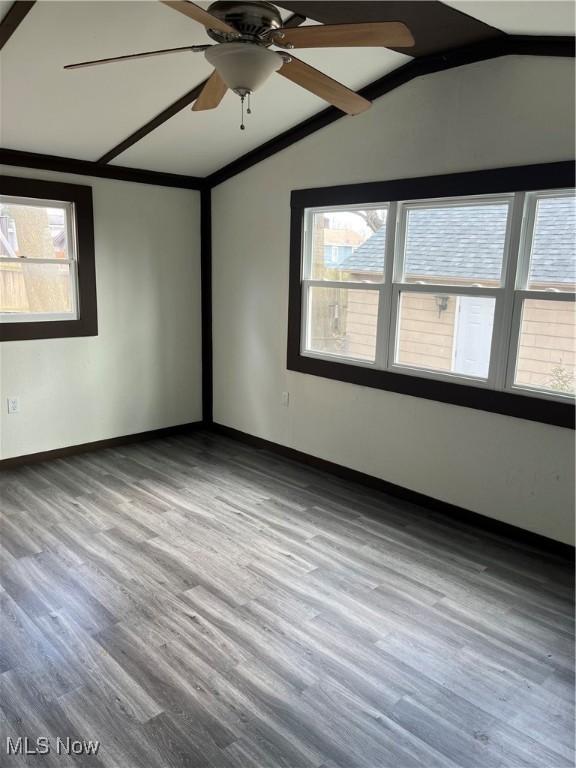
278;56;371;115
192;70;228;111
64;45;209;70
282;12;307;29
161;1;239;36
273;21;414;49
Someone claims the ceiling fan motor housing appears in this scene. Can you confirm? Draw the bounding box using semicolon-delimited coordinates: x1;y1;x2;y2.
206;1;283;43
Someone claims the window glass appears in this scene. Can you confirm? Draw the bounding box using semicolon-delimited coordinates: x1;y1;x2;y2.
514;299;575;395
0;200;77;320
527;196;576;291
403;202;509;287
0;203;69;260
0;262;74;317
306;286;378;362
308;208;387;283
395;292;496;379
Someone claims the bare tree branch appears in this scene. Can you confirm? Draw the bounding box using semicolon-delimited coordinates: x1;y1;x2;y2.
353;210;384;233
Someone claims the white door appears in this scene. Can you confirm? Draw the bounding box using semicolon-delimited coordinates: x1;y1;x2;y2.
453;296;494;378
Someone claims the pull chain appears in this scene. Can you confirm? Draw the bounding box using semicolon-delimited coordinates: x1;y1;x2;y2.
247;92;252;115
240;95;245;130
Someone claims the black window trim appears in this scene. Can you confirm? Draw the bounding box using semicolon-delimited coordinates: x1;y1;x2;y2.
0;175;97;342
287;161;576;430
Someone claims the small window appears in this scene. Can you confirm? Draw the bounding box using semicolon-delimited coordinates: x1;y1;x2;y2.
0;200;78;321
301;205;387;363
391;196;512;383
0;176;96;342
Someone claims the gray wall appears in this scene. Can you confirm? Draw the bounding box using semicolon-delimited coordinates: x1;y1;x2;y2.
211;56;576;545
0;168;202;459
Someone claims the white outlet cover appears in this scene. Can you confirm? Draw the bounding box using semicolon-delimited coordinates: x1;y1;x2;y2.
7;397;20;414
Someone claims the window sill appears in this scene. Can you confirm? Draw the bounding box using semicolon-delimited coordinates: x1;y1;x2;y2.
287;352;575;429
0;317;98;342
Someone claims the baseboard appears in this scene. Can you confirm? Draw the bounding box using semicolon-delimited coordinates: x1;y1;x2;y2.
0;421;205;469
211;422;575;561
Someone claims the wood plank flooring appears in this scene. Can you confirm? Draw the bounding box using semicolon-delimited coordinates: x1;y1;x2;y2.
0;430;574;768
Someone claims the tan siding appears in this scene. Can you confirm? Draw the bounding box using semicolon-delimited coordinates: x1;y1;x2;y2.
516;300;575;392
397;294;456;371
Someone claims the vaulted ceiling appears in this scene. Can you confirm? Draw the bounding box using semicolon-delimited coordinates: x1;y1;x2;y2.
1;1;574;179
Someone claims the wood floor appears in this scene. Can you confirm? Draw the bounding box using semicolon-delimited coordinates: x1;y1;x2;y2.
0;430;574;768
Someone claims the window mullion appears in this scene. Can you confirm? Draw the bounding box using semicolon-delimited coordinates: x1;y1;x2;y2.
387;284;401;368
492;191;525;389
0;257;75;265
514;193;536;290
393;283;501;297
515;289;575;302
504;295;524;391
306;279;380;291
375;202;397;369
300;281;310;353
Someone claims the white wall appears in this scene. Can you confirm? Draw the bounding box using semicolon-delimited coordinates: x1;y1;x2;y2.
211;55;576;545
0;168;202;459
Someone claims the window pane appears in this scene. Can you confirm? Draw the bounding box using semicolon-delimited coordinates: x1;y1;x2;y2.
306;286;378;361
514;299;575;395
308;208;387;283
395;292;495;378
527;196;576;291
403;202;509;286
0;262;75;316
0;202;70;260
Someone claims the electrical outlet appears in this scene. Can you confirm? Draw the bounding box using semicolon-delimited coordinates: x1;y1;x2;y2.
281;391;289;407
7;397;20;414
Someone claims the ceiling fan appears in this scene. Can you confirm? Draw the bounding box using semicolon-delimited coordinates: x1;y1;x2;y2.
64;1;415;129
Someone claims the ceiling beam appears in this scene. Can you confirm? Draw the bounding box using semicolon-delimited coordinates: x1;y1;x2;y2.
0;1;35;50
98;79;208;164
0;148;204;190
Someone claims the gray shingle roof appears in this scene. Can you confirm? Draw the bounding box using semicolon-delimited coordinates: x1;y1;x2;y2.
339;198;575;284
529;197;576;284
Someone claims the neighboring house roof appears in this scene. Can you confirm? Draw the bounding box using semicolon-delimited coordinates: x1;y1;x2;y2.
339;198;575;284
530;198;575;284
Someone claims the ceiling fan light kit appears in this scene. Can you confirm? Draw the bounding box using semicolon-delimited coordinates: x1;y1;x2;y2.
64;0;415;131
205;42;285;129
205;42;283;95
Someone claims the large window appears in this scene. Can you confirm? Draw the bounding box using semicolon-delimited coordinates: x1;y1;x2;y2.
0;176;97;341
289;164;575;427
